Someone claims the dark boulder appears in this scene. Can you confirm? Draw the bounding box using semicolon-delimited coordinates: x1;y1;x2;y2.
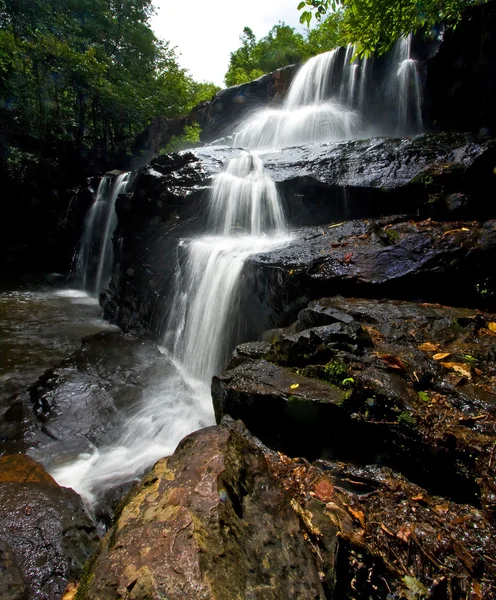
0;454;98;600
76;425;325;600
213;297;496;515
103;134;496;335
1;332;178;468
247;218;496;327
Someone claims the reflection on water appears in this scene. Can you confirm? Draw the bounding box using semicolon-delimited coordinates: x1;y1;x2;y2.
0;274;119;405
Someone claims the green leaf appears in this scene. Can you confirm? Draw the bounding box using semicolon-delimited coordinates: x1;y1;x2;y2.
297;1;306;9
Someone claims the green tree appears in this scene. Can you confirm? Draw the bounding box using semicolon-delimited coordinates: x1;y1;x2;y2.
298;0;482;56
225;24;310;87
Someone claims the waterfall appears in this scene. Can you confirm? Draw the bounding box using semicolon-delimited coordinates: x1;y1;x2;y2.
75;172;130;296
233;36;424;149
234;49;359;149
52;151;289;504
387;34;423;136
165;151;289;381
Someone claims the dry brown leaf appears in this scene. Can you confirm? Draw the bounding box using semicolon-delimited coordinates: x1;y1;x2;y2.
440;362;472;379
433;352;451;360
312;479;335;503
434;503;450;515
418;342;440;352
488;322;496;333
396;524;413;543
453;541;475;572
377;354;407;370
62;584;78;600
471;581;483;600
348;507;366;529
411;494;425;502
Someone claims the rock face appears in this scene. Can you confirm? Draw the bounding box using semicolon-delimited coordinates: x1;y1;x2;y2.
0;454;98;600
77;425;325;600
103;133;496;335
247;218;496;328
194;65;297;143
210;297;496;597
1;332;177;466
426;0;496;135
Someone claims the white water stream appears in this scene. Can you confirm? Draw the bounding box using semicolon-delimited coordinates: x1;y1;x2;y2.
75;172;130;296
52;152;289;505
52;39;424;506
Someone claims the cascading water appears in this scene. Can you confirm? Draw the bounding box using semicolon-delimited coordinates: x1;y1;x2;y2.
51;34;425;507
51;151;289;505
165;152;288;381
234;49;359;149
75;172;130;296
233;38;423;150
387;33;423;136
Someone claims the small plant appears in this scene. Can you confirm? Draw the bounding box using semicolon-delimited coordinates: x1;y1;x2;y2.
341;377;355;388
417;391;429;403
385;228;400;244
398;411;417;425
462;354;478;365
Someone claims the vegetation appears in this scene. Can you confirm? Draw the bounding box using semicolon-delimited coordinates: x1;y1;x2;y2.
298;0;483;56
0;0;218;172
225;16;346;86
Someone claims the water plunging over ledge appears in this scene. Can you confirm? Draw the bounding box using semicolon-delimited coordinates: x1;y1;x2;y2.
75;172;130;297
52;152;290;504
233;38;424;150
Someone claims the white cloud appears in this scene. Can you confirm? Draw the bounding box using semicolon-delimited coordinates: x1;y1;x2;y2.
151;0;306;87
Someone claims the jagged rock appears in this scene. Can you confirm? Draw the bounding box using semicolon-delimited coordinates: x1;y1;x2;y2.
1;332;178;467
0;454;98;600
76;425;325;600
194;65;297;143
247;218;496;326
103;134;496;335
212;297;496;518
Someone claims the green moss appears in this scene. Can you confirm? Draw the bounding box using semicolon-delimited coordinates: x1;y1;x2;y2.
385;228;400;244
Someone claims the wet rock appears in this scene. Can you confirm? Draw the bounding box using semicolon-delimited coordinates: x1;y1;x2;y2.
213;297;496;516
248;218;496;324
0;454;98;600
264;447;496;599
77;425;325;600
104;134;496;335
2;332;178;467
194;65;297;143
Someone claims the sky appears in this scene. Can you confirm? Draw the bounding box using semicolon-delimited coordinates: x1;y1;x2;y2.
151;0;306;87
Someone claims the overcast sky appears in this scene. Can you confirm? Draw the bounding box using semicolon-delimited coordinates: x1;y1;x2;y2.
151;0;306;87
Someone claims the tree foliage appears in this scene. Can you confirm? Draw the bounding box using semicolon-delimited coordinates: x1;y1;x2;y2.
0;0;218;168
298;0;482;56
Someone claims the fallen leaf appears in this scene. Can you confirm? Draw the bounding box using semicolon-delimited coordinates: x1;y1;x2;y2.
471;581;483;600
440;362;472;379
377;354;407;370
411;494;425;502
403;575;428;596
343;252;353;264
418;342;440;352
289;269;294;275
328;222;345;228
312;479;334;503
453;541;475;572
434;503;449;515
290;383;299;390
396;524;413;543
348;507;366;529
62;584;78;600
443;227;470;236
488;322;496;333
433;352;450;360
